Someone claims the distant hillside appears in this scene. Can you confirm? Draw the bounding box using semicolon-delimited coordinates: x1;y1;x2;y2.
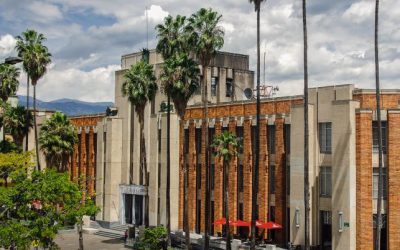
17;96;113;116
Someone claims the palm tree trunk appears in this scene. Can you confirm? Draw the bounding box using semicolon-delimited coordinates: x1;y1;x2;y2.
140;119;149;227
25;76;30;152
203;65;211;250
302;0;310;249
374;1;383;250
251;4;261;250
224;160;231;250
33;83;41;171
166;94;171;246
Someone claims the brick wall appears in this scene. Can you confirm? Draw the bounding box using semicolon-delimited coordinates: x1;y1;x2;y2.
388;111;400;249
356;111;373;250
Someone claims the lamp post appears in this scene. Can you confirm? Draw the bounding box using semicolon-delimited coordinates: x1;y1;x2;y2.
0;56;23;142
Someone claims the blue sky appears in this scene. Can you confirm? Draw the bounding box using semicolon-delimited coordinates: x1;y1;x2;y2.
0;0;399;102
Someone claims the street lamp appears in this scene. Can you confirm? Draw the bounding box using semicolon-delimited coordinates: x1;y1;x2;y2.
4;56;23;65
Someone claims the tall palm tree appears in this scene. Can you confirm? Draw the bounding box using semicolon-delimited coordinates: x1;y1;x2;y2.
156;14;191;247
160;52;200;249
374;1;384;249
211;131;241;250
188;9;224;248
248;1;265;248
122;59;158;227
18;39;51;171
302;0;310;249
39;112;78;172
15;29;46;152
3;105;33;148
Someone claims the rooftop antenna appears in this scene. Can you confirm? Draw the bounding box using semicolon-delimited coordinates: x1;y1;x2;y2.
145;6;149;49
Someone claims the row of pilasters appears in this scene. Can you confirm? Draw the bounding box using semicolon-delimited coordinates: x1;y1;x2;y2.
179;117;286;243
68;127;96;197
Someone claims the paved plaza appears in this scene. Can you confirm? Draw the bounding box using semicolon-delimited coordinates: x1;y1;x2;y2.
55;232;127;250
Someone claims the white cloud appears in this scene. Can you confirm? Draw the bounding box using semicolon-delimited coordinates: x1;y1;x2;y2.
0;34;16;56
146;5;169;23
343;1;374;24
27;1;63;23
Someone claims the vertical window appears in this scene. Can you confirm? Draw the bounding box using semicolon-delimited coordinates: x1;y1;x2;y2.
373;121;387;154
226;79;233;97
238;164;244;192
211;77;218;97
195;128;201;153
251;126;257;162
286;165;290;196
319;122;332;154
320;166;332;197
284;124;291;154
267;125;276;154
195;76;202;95
196;164;202;189
269;165;275;194
209;127;215;153
211;164;215;190
236;126;244;154
373;168;387;199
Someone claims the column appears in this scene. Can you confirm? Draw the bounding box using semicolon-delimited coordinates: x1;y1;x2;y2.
72;143;78;182
258;118;268;238
274;116;285;244
188;121;196;231
201;121;207;232
356;111;373;250
243;118;253;222
229;119;238;234
179;123;184;229
88;127;95;196
388;111;400;249
80;128;87;194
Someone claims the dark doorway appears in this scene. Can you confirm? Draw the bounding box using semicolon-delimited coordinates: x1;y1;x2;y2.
125;194;133;224
134;195;144;226
320;211;332;250
373;214;387;250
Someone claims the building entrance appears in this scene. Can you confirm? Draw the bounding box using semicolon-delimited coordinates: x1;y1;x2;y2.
120;184;147;226
320;211;332;250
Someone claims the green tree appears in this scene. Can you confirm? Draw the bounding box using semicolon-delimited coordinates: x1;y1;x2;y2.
0;63;20;102
211;131;241;250
248;0;266;248
39;112;78;172
15;29;46;152
188;8;224;248
16;30;51;170
3;105;33;148
0;151;32;187
156;14;195;247
160;53;199;249
122;58;157;227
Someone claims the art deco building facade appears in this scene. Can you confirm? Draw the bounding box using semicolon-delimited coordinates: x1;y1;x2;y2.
68;49;400;250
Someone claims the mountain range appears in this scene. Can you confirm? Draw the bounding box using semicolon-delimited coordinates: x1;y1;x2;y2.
17;96;113;116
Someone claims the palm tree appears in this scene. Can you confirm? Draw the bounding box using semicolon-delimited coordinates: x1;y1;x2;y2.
0;64;20;143
374;1;384;250
188;9;224;248
160;52;200;249
248;1;265;248
39;112;78;172
211;131;241;250
122;59;158;227
156;14;191;247
18;37;51;171
15;29;46;152
3;106;33;148
302;0;310;249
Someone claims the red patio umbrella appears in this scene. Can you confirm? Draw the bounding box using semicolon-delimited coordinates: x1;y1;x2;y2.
213;218;234;225
233;220;251;227
257;221;283;229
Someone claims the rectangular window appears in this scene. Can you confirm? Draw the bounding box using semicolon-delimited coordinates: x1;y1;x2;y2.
373;121;387;154
195;76;203;95
211;77;218;97
319;122;332;154
238;164;244;192
373;168;387;199
196;164;202;190
267;125;276;154
269;165;275;194
209;127;215;154
211;164;215;190
226;79;233;97
284;124;291;154
195;128;201;153
236;126;244;154
251;126;257;161
320;166;332;197
286;165;290;196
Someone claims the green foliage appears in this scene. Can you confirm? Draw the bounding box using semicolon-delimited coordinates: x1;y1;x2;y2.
0;64;20;102
188;8;224;66
133;226;168;250
122;60;158;123
3;105;33;147
0;140;20;153
39;111;78;172
160;53;200;118
0;167;99;249
211;130;242;163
